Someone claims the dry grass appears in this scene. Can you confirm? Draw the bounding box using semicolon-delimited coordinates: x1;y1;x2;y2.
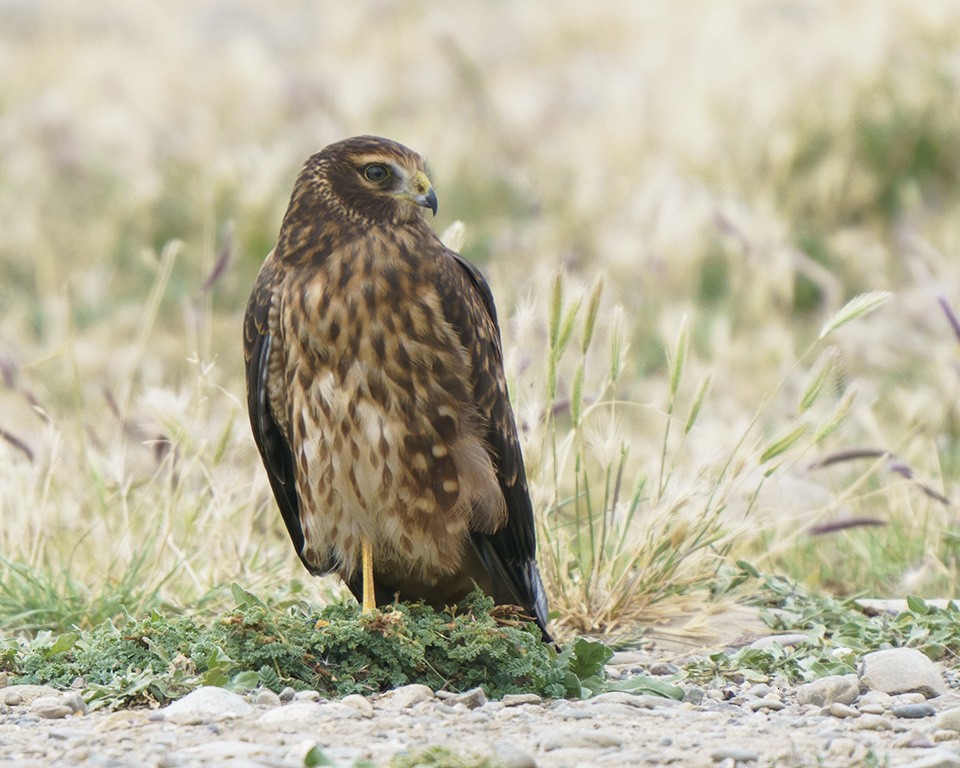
1;0;959;635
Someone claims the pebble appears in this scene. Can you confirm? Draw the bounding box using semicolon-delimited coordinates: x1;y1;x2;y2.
377;684;435;710
649;662;680;675
860;648;947;698
824;703;859;719
161;687;253;725
442;687;487;709
293;689;320;702
937;708;960;732
711;745;759;762
853;713;893;731
743;698;785;712
859;690;893;714
254;688;281;707
341;693;374;717
501;693;542;707
893;703;936;719
827;737;864;759
796;674;860;707
30;695;75;719
1;685;61;706
896;732;936;749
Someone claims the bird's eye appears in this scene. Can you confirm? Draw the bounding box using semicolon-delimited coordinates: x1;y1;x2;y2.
364;164;390;182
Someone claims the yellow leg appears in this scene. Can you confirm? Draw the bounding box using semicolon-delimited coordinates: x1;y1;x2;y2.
361;533;376;614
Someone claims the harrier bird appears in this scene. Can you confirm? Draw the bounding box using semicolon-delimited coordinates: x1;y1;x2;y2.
243;136;551;640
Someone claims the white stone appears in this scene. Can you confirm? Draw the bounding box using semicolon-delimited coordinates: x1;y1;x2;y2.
936;708;960;732
1;684;61;706
860;648;947;698
161;686;253;725
341;693;374;718
796;674;860;707
377;684;435;710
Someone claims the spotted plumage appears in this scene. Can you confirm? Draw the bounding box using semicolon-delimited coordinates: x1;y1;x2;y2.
243;135;550;639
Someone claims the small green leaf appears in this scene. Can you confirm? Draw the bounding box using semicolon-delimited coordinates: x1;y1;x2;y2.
230;583;265;608
577;674;606;698
568;638;613;679
49;632;78;655
228;670;260;691
201;667;229;687
906;595;928;615
563;670;583;699
607;675;684;700
303;744;334;767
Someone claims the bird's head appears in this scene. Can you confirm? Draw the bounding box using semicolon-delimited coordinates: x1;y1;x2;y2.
299;135;438;225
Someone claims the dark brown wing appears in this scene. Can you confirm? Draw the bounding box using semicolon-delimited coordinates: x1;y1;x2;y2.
242;256;331;577
439;249;551;640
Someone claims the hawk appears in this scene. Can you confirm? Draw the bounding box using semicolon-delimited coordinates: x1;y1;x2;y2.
243;135;551;641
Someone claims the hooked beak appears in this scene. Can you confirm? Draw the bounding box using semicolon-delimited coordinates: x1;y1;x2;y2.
418;186;438;216
409;170;438;216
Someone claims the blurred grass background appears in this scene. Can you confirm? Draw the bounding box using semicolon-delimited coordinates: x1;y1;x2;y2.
1;0;959;636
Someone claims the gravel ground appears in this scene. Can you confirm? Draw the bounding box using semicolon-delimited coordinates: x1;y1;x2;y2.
4;607;960;768
4;646;960;768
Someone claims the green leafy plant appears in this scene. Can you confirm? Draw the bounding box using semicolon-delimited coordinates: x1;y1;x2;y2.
686;562;960;684
1;587;679;709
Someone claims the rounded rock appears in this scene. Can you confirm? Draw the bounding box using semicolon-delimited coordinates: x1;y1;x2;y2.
254;689;281;707
341;694;374;718
825;703;859;719
501;693;542;707
711;745;759;762
442;687;487;709
378;684;435;710
860;648;947;698
936;707;960;732
162;686;254;725
893;703;936;719
293;690;320;702
796;674;860;707
853;713;893;731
